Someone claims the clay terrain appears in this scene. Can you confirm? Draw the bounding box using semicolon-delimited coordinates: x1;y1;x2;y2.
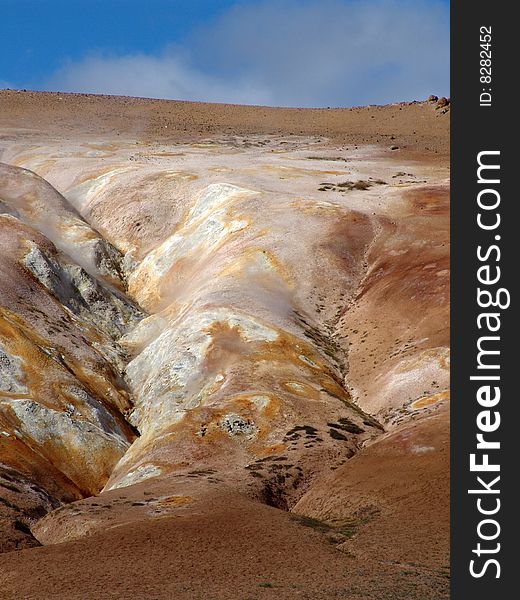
0;90;449;599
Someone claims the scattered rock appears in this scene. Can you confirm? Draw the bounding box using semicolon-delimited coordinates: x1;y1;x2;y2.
318;179;385;193
220;414;257;437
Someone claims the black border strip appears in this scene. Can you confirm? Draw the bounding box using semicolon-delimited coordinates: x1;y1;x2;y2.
451;1;514;596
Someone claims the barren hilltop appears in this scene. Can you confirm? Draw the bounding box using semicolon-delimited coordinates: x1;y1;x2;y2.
0;90;449;599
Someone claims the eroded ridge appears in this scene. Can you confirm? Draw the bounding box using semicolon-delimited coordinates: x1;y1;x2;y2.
0;163;144;550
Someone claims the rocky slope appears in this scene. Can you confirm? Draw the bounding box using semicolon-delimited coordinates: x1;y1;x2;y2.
0;91;449;599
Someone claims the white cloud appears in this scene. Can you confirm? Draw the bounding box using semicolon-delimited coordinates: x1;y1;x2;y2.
44;0;449;107
47;53;273;105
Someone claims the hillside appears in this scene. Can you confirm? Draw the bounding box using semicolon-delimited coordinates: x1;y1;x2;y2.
0;90;449;599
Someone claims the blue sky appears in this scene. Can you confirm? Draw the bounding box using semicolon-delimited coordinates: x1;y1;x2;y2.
1;0;449;107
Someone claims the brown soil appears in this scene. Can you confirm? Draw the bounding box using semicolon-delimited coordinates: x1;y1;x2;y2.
0;90;449;156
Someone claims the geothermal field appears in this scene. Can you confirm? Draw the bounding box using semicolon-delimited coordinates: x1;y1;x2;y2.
0;90;449;599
